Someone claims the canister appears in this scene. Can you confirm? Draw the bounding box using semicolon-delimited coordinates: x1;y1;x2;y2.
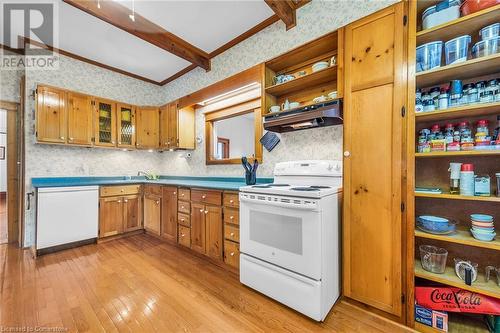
474;175;491;196
460;164;475;196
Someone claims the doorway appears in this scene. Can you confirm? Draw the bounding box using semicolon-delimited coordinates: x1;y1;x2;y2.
0;100;22;245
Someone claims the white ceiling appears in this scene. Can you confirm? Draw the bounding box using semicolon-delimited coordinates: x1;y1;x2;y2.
0;0;275;83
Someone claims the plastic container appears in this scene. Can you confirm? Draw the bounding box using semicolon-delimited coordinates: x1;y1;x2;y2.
460;163;475;196
422;0;461;30
474;175;491;196
416;41;443;72
461;0;500;16
445;35;471;65
472;36;500;58
420;245;448;274
480;23;500;40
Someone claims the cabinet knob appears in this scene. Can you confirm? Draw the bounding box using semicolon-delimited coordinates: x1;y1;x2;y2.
202;195;206;199
230;216;234;220
156;201;160;205
69;137;74;141
343;151;351;157
117;200;122;203
181;206;185;209
181;219;185;222
230;252;235;256
204;210;208;214
60;136;65;140
118;141;122;144
199;209;204;213
181;193;184;197
124;199;128;203
112;141;115;144
229;199;234;204
230;232;234;237
173;192;176;195
181;233;185;237
121;189;124;192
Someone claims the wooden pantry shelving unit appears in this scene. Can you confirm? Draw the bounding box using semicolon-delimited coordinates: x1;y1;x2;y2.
407;1;500;332
261;29;343;116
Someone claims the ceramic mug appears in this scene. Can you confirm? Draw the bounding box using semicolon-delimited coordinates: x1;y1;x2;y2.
269;105;281;113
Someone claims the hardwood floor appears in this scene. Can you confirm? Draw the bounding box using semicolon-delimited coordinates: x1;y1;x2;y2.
0;234;415;332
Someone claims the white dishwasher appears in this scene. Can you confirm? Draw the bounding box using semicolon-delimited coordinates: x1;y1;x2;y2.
36;186;99;252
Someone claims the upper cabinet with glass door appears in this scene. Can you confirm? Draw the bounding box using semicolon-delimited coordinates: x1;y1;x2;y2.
94;98;117;147
117;104;136;148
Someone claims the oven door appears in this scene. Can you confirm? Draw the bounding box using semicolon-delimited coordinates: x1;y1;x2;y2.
239;192;322;280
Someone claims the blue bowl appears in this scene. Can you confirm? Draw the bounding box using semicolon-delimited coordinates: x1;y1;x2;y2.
417;216;456;234
470;214;494;222
471;227;495;234
470;229;496;241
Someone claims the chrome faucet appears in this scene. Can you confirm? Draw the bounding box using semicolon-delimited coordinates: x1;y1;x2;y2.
137;171;158;180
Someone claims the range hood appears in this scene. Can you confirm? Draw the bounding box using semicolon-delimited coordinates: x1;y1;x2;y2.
263;100;342;133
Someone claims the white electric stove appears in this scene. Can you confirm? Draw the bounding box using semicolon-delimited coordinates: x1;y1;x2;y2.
239;160;342;321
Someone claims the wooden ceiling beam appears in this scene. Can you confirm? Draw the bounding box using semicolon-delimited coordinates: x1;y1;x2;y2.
264;0;296;30
63;0;210;71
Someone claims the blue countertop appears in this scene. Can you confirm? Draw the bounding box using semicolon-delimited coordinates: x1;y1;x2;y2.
31;176;274;191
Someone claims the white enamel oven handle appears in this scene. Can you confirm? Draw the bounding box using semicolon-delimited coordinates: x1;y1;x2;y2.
239;194;319;211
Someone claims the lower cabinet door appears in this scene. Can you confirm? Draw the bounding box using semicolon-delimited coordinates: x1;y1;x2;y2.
144;195;161;235
123;195;142;232
178;225;191;248
190;202;206;254
99;197;124;238
161;186;178;241
206;205;223;260
224;240;240;269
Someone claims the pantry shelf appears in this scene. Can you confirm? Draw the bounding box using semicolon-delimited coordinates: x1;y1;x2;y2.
415;260;499;299
415;228;500;251
415;101;500;122
415;150;500;157
265;65;337;97
415;53;500;88
415;192;500;203
416;4;500;45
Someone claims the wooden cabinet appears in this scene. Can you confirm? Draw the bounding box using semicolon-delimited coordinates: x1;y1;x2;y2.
223;192;240;269
190;202;206;254
205;205;223;260
94;98;117;147
123;195;142;232
144;193;161;235
223;240;240;269
161;186;178;242
117;103;136;148
99;197;124;238
99;185;142;238
136;106;160;149
160;102;195;150
67;92;93;146
343;2;406;319
178;225;191;248
36;85;66;143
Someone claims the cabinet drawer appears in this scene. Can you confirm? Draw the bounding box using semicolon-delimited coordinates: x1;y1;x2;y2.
178;225;191;248
144;184;162;196
100;185;141;197
178;188;190;201
224;224;239;243
191;189;221;205
178;201;190;215
224;240;240;269
223;192;239;208
223;207;239;225
178;213;190;227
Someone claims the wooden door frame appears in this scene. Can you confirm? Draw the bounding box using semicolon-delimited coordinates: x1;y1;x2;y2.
0;98;23;246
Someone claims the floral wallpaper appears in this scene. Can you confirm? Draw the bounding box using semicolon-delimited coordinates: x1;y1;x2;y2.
0;50;23;103
157;0;396;177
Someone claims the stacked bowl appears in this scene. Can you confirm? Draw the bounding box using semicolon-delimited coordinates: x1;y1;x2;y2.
470;214;496;241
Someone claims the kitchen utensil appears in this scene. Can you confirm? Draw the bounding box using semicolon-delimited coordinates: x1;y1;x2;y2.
420;245;448;274
312;61;329;72
416;41;443;72
485;266;500;286
445;35;471;65
472;36;500;58
269;105;281;113
241;157;252;173
252;159;259;174
480;23;500;40
260;131;280;152
460;0;500;16
454;258;478;284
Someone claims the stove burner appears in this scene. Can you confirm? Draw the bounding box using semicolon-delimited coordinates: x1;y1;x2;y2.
252;185;271;188
268;184;290;187
311;186;331;189
291;187;320;192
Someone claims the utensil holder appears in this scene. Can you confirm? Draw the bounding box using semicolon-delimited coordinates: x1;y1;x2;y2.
245;171;256;185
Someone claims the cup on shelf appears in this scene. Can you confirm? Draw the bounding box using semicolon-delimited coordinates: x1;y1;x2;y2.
269;105;281;113
419;245;448;274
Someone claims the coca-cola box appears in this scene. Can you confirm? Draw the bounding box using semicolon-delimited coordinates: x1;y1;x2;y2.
416;287;500;315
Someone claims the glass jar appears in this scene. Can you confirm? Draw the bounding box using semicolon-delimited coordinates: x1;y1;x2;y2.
479;79;496;103
430;87;440;109
422;93;435;112
449;80;463;107
438;92;449;110
444;123;454;144
466;83;479;104
415;90;424;113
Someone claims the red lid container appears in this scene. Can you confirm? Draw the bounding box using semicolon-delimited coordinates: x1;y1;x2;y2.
445;123;454;129
461;164;474;172
477;119;488;126
431;124;440;131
